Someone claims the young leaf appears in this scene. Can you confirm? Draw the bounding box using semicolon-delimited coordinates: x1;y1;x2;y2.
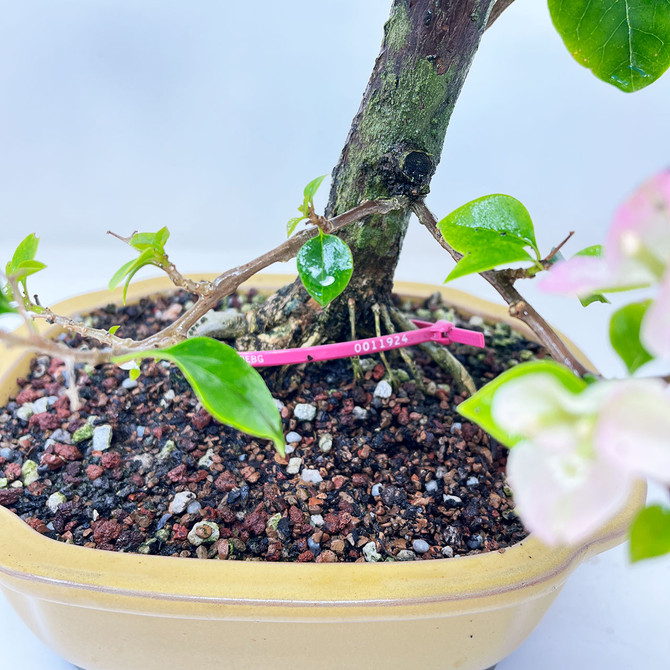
302;174;327;209
438;194;539;281
109;248;157;303
10;260;47;282
548;0;670;92
630;505;670;562
0;290;17;315
458;360;588;447
6;233;40;276
297;233;353;306
108;325;120;336
114;338;285;455
130;227;170;253
287;216;307;238
609;300;654;373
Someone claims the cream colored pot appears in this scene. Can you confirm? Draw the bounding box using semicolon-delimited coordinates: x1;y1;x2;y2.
0;276;645;670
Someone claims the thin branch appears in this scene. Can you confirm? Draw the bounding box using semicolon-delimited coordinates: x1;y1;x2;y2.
411;199;590;377
137;197;407;347
0;330;110;366
486;0;516;29
543;231;575;264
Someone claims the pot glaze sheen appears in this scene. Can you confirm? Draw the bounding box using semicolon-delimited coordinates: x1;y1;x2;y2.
0;275;646;670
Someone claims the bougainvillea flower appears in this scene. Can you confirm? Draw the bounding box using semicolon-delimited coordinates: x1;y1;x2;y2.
541;169;670;294
491;374;670;545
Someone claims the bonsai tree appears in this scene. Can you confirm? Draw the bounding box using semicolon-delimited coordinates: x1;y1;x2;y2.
1;0;669;559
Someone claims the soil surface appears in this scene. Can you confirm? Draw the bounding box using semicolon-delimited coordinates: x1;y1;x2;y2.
0;290;542;562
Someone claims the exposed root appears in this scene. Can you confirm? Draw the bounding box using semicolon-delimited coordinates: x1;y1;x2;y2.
348;299;363;382
390;308;477;396
372;304;396;387
380;304;425;391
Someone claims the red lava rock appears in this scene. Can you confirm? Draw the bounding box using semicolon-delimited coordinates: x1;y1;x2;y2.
214;470;237;492
172;524;189;541
29;412;61;431
298;550;315;562
192;409;212;430
351;473;368;488
54;443;83;461
167;464;187;483
315;549;337;563
332;475;346;489
0;488;22;506
16;388;40;405
41;453;65;470
323;513;344;533
289;505;304;524
25;517;49;534
187;470;208;483
4;462;22;482
92;519;121;544
372;364;386;381
102;377;118;391
86;464;104;481
47;358;64;376
242;505;268;536
101;452;123;469
53;396;70;411
152;426;163;439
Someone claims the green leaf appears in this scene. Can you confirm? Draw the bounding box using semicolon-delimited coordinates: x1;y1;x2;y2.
287;216;307;238
129;365;141;381
6;233;40;277
297;233;353;306
575;245;604;258
457;360;587;447
10;260;47;282
630;505;670;562
548;0;670;92
609;300;654;373
0;290;17;315
109;248;157;303
303;175;327;206
579;293;610;307
115;338;285;455
439;194;539;281
108;325;120;335
129;227;170;253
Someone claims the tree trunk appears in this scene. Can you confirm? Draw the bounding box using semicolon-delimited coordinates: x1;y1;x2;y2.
241;0;496;348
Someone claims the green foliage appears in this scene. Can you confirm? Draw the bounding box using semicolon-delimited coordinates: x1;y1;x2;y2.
286;175;327;237
548;0;670;92
297;231;353;306
108;325;120;335
115;338;285;455
5;234;47;295
609;300;654;373
458;360;587;447
438;195;540;281
572;245;610;306
0;289;17;315
109;228;171;303
630;505;670;562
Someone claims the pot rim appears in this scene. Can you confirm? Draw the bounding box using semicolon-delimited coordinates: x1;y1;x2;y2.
0;274;646;609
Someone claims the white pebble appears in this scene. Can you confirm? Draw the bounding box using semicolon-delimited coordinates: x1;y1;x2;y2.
287;457;302;475
274;398;285;411
285;431;302;444
371;483;383;497
468;315;484;327
46;492;67;513
466;476;479;487
16;405;34;422
425;480;439;493
293;403;317;421
197;448;215;468
441;546;454;558
374;380;393;399
186;500;202;515
187;521;220;547
443;494;462;505
412;539;430;554
169;491;196;514
363;541;382;562
352;406;368;420
450;422;462;434
301;468;323;484
310;514;324;527
32;397;49;414
318;434;333;453
122;377;138;390
92;425;113;451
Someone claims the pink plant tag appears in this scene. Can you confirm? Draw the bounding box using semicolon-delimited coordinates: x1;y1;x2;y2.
238;319;485;367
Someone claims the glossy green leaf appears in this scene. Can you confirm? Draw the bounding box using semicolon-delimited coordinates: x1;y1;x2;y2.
579;293;610;307
108;248;157;304
303;175;327;206
575;245;604;258
129;365;141;381
10;260;47;282
286;216;307;238
115;338;284;454
108;325;120;335
609;300;654;373
548;0;670;92
458;360;588;447
630;505;670;562
439;195;539;281
297;233;353;306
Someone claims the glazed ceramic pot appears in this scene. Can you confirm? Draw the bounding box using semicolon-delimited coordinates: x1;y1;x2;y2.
0;275;646;670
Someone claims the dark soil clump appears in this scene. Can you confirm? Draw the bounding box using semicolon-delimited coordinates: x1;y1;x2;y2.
0;289;541;562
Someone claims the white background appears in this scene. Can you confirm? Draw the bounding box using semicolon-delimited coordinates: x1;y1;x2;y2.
1;1;669;668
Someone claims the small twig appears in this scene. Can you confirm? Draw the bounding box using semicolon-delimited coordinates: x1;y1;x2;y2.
380;304;425;391
0;330;110;366
106;230;137;245
412;200;590;377
543;231;575;265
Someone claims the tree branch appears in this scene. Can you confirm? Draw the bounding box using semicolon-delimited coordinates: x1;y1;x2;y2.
411;199;590;377
486;0;516;29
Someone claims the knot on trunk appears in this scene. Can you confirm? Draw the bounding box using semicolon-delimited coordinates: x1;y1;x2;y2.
378;145;436;197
